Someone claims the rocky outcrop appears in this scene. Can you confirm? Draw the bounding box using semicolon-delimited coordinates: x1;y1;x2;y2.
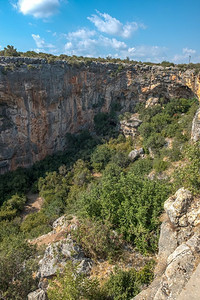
38;236;92;278
0;57;199;173
191;107;200;142
119;114;142;137
128;148;144;161
28;289;46;300
29;215;92;298
134;187;200;300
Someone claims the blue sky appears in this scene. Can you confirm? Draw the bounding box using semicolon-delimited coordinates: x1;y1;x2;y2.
0;0;200;63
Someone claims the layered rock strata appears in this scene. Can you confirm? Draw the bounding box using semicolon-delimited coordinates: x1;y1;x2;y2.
0;57;199;173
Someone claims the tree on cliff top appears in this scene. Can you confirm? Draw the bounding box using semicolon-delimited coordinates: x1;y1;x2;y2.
1;45;19;57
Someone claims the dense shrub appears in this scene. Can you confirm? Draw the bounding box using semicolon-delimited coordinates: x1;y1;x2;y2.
91;144;114;171
79;171;170;253
38;171;69;220
174;142;200;194
72;219;123;261
47;261;105;300
153;158;170;173
0;237;38;300
20;211;51;238
94;112;118;136
0;194;26;221
138;98;198;156
129;158;153;176
103;261;154;300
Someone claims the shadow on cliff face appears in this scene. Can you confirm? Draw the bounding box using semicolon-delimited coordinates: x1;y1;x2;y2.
171;85;196;99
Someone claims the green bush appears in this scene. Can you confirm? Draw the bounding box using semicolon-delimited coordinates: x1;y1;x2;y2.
91;144;114;171
153;158;170;173
0;194;26;221
103;261;154;300
20;211;51;238
71;219;123;261
0;236;38;300
144;133;166;154
173;142;200;194
79;170;171;253
129;158;153;176
47;261;105;300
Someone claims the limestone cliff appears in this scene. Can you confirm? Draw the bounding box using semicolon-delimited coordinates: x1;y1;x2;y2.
0;57;199;173
134;188;200;300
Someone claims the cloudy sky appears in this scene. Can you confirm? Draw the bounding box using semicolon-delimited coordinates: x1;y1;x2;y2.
0;0;200;63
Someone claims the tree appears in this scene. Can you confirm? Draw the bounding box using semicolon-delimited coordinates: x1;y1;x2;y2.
0;237;37;299
3;45;19;57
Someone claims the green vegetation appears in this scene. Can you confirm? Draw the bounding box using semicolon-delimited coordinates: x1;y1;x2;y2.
47;260;154;300
1;46;200;73
71;219;123;261
0;95;199;298
103;261;154;299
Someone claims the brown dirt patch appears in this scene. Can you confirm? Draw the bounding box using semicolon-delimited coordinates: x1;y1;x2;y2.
30;230;67;247
21;192;44;220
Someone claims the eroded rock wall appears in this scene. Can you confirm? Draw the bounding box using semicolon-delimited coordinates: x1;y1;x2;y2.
134;188;200;300
0;57;199;173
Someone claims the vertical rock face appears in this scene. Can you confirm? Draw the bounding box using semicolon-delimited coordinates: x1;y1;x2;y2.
191;107;200;142
0;57;199;173
134;188;200;300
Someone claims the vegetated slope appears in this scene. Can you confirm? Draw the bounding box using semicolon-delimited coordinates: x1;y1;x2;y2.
0;96;199;300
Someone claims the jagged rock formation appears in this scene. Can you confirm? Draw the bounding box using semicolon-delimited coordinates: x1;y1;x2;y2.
119;113;142;137
0;56;199;173
28;215;92;299
191;107;200;142
28;289;46;300
134;188;200;300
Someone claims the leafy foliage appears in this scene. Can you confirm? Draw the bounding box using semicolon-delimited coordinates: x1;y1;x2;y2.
79;171;170;253
71;219;123;261
103;261;154;300
47;261;105;300
0;237;38;300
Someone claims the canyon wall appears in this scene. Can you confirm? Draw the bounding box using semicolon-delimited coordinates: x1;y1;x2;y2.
0;57;199;173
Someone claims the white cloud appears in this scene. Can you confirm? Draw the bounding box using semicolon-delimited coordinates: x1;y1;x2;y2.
182;48;196;55
128;45;167;58
65;42;73;50
173;48;199;63
67;29;96;40
32;34;56;52
88;11;145;38
16;0;61;18
99;36;127;50
64;29;127;57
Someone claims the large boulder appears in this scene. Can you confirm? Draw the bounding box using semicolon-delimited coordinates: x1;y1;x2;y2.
38;235;92;278
164;188;193;226
28;289;46;300
128;148;144;161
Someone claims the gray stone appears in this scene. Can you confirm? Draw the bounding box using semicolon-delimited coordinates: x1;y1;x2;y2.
133;188;200;300
177;263;200;300
191;107;200;142
128;148;144;161
158;219;178;260
164;188;193;225
38;235;92;278
28;289;46;300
